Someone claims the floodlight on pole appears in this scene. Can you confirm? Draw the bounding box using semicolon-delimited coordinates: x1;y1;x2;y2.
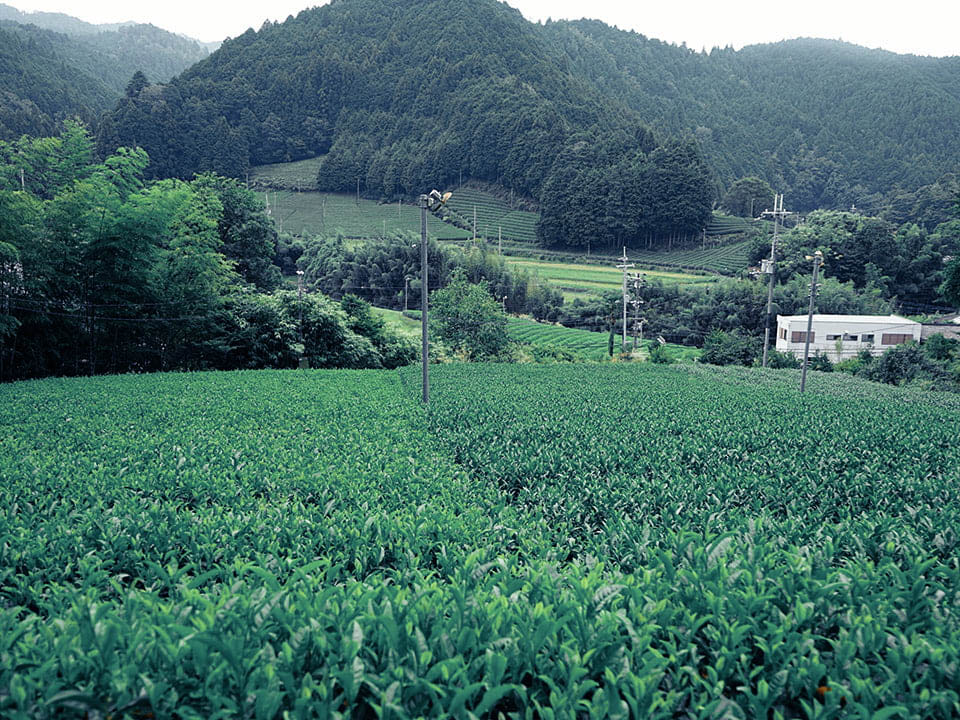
418;189;452;405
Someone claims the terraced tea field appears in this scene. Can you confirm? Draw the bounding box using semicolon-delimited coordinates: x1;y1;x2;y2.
506;317;700;361
249;157;323;191
504;257;717;299
255;190;471;240
496;238;755;275
3;363;958;718
443;187;540;244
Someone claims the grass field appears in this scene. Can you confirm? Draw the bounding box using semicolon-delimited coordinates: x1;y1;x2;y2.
2;365;958;717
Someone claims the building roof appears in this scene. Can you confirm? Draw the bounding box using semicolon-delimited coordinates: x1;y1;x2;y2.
777;314;919;325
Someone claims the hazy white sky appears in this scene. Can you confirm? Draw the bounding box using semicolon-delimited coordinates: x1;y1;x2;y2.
8;0;960;56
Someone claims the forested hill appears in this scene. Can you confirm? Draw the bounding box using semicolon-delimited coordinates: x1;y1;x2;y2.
98;0;960;214
549;22;960;211
0;9;209;139
99;0;636;189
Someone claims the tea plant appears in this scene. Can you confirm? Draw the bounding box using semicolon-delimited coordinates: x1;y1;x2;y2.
1;364;957;718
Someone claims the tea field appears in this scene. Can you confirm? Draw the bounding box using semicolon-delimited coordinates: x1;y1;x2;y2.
2;365;959;718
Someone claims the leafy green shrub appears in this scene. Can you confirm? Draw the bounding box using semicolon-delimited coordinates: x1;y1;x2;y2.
2;366;960;718
701;329;758;366
766;349;800;369
526;343;585;363
860;342;928;385
809;352;833;372
647;342;675;364
430;271;509;360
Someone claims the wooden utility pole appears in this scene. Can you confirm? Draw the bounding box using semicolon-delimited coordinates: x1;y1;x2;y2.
616;248;634;353
419;196;430;404
760;194;792;367
800;251;823;393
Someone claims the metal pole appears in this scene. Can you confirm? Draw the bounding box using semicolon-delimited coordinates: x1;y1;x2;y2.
419;196;429;404
800;252;822;393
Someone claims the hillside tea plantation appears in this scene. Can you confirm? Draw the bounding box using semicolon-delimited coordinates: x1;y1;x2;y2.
1;365;959;718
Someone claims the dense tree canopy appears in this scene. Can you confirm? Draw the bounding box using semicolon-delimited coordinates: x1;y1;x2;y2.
537;132;712;250
720;177;775;218
0;125;396;380
0;16;208;140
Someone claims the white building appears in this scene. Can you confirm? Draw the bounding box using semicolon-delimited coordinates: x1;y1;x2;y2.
775;314;921;361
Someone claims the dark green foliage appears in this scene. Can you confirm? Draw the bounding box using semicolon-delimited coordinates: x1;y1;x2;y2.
700;329;759;366
199;174;282;290
923;333;959;362
0;16;208;139
808;352;833;372
766;349;801;369
297;234;563;321
942;259;960;308
720;176;775;218
341;293;417;369
856;340;958;389
647;342;675;364
537;133;713;250
94;0;960;226
546;24;960;213
559;274;888;348
776;210;960;306
0;125;396;380
430;272;509;360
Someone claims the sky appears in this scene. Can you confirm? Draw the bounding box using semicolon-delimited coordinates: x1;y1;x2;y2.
7;0;960;57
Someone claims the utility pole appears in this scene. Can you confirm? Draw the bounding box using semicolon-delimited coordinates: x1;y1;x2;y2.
498;226;502;256
417;190;451;404
760;194;792;367
403;276;411;313
296;271;304;342
800;250;823;393
419;196;430;404
630;275;645;352
20;168;25;190
616;248;634;353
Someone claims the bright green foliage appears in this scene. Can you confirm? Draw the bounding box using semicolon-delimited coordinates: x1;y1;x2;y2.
430;272;509;360
2;365;960;717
